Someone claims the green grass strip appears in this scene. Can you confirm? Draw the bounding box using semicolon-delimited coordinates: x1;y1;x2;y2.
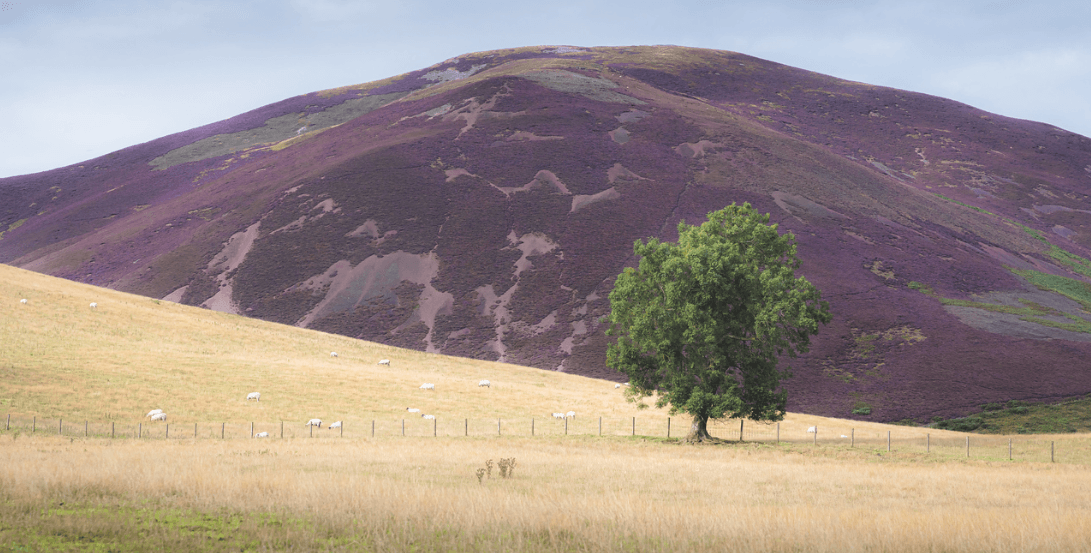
1010;268;1091;311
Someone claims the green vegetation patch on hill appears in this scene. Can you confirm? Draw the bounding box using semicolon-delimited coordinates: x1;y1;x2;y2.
931;397;1091;434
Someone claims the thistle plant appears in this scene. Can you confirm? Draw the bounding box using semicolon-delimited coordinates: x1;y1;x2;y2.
485;459;494;479
475;468;486;484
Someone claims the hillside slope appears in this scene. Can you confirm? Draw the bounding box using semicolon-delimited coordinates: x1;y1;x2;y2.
3;46;1091;422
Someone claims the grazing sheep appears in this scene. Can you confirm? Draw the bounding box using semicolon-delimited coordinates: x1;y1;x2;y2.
406;408;421;413
246;392;261;401
841;435;849;438
255;432;269;438
330;352;338;358
419;383;435;391
89;302;97;310
329;421;342;429
552;413;566;420
615;383;621;389
378;359;390;366
422;414;435;420
145;409;163;418
19;299;27;304
566;411;576;419
150;412;167;421
478;379;491;388
807;426;816;433
306;419;322;428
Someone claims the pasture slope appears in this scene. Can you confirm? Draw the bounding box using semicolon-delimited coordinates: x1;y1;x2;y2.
4;263;1091;552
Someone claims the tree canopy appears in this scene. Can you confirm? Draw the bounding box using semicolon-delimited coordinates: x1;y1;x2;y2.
606;203;831;441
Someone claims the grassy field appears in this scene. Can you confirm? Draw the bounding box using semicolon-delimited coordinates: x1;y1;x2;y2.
4;263;1091;552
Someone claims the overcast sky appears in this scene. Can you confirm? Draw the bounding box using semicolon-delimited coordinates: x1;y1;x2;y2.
2;0;1088;178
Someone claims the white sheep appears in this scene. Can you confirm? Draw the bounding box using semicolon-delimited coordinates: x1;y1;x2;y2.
20;299;27;304
255;432;269;438
329;421;342;429
330;352;338;358
89;302;97;310
246;392;261;401
406;408;421;413
478;379;491;387
841;435;849;438
150;412;167;421
615;383;621;389
378;359;390;366
145;409;163;418
422;414;435;420
306;419;322;428
552;413;566;420
566;411;576;419
420;383;435;391
807;426;816;433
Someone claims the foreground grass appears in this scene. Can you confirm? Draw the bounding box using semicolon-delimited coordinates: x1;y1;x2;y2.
3;434;1091;552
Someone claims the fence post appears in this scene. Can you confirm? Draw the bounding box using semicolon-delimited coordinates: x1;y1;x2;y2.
599;417;602;436
966;436;970;458
887;431;891;453
632;416;635;436
851;428;854;448
166;424;169;439
5;414;8;431
59;418;62;435
138;422;141;439
282;421;284;439
565;418;568;436
740;419;744;442
32;416;35;433
343;421;346;438
927;433;930;453
777;422;779;443
813;426;817;446
251;422;254;439
1009;438;1012;461
310;424;313;438
464;419;467;437
498;418;501;436
667;417;670;438
1052;441;1055;463
432;418;435;437
112;422;114;438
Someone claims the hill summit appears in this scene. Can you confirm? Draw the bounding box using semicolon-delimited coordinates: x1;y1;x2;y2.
4;45;1091;422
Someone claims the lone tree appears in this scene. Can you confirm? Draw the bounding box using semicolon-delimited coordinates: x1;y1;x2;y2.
606;203;831;442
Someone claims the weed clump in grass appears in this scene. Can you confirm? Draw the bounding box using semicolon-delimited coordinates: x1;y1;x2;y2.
498;457;516;479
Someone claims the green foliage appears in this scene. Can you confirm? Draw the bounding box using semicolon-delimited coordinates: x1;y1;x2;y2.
606;203;832;428
932;417;983;432
928;396;1091;434
851;402;872;416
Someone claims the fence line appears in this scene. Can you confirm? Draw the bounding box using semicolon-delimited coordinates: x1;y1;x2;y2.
0;413;1081;464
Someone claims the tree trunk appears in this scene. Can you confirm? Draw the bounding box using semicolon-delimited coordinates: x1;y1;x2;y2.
686;414;714;443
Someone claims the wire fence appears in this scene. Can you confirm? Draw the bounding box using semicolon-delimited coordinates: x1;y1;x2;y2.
3;413;1084;464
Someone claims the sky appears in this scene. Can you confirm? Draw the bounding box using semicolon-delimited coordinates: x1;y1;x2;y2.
1;0;1089;178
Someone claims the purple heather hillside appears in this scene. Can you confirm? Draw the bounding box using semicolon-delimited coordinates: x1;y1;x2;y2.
4;45;1091;423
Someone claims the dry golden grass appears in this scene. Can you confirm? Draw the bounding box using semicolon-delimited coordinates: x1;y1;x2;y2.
0;263;663;425
5;263;1091;550
2;434;1091;552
